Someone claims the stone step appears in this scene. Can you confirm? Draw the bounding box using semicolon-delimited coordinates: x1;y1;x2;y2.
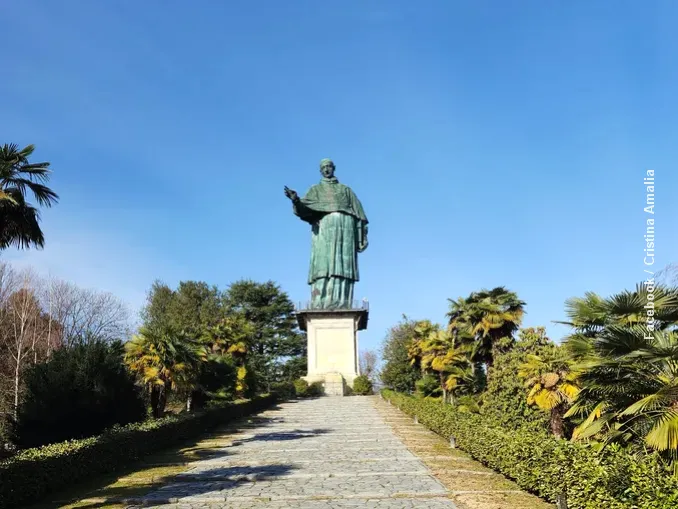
164;457;426;467
129;495;457;508
205;445;412;455
132;476;449;502
173;469;432;482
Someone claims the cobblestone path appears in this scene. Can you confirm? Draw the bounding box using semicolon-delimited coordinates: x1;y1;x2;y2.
128;397;457;508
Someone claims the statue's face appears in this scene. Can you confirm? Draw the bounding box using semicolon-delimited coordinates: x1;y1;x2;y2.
320;161;335;178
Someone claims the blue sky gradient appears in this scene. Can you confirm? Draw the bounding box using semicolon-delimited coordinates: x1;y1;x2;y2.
2;1;677;351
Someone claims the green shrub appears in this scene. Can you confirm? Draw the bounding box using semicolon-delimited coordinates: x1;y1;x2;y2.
415;373;440;398
271;381;295;400
381;390;678;509
17;340;146;448
293;378;309;397
379;317;421;393
197;356;238;402
0;395;277;509
307;381;324;397
481;328;552;430
352;375;373;395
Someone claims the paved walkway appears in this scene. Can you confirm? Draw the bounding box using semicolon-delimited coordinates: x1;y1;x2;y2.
130;397;456;508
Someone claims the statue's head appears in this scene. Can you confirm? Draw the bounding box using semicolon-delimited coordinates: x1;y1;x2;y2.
319;158;335;179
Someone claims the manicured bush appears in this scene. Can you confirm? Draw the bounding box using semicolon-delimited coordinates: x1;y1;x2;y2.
293;378;309;397
382;390;678;509
271;381;295;400
307;381;324;397
352;375;373;395
0;394;277;509
17;340;147;448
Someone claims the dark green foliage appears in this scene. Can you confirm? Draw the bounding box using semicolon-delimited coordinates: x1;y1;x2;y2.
270;381;295;399
307;381;324;397
447;287;525;369
470;361;487;393
293;378;309;397
139;279;306;401
292;379;323;398
382;390;678;509
279;356;307;382
0;143;59;250
142;280;222;336
172;281;223;337
197;357;237;401
243;363;259;399
379;316;421;392
481;327;552;430
223;280;305;391
0;416;16;458
16;340;146;448
352;375;373;395
0;395;277;509
415;373;441;398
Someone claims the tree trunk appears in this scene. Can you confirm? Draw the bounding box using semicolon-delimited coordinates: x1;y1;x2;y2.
13;359;20;420
150;386;168;418
550;405;565;439
186;394;193;413
440;373;447;404
150;387;161;418
158;387;168;416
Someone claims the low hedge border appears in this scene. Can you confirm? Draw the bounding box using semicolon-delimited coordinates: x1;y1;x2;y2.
382;390;678;509
0;394;279;508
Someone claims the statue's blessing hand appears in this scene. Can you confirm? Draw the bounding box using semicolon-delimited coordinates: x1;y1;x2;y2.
284;186;298;201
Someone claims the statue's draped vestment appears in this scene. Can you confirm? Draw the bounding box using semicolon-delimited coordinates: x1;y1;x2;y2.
293;177;368;309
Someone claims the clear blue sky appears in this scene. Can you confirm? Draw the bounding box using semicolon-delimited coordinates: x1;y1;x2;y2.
2;1;677;352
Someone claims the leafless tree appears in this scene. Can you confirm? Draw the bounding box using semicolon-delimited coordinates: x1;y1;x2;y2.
359;349;378;379
0;268;45;417
40;278;131;346
0;262;132;426
656;263;678;286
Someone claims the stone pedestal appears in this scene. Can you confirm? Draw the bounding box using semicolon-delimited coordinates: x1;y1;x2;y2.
296;308;368;396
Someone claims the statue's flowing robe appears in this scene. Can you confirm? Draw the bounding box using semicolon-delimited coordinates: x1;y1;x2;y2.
293;177;368;308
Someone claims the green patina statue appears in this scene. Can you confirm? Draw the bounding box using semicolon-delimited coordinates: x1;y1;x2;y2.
285;158;368;310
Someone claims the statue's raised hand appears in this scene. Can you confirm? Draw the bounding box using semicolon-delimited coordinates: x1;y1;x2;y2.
284;186;299;202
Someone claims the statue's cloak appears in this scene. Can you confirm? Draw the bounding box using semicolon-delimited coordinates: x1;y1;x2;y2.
293;178;368;225
293;178;368;285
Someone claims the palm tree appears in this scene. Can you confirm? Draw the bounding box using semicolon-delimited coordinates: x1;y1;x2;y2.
562;284;678;472
408;321;472;404
566;326;678;470
407;319;436;371
447;287;525;370
201;314;255;398
519;351;580;438
559;283;678;334
0;144;59;250
124;326;205;417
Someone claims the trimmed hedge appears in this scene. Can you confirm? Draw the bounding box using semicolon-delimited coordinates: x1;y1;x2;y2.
352;375;373;395
382;390;678;509
0;394;278;508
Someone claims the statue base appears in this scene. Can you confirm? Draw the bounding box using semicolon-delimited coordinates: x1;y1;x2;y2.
296;307;368;396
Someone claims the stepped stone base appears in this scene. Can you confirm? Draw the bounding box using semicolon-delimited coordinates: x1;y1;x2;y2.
296;308;367;396
305;371;347;396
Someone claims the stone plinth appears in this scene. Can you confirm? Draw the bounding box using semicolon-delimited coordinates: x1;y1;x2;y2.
297;308;368;396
